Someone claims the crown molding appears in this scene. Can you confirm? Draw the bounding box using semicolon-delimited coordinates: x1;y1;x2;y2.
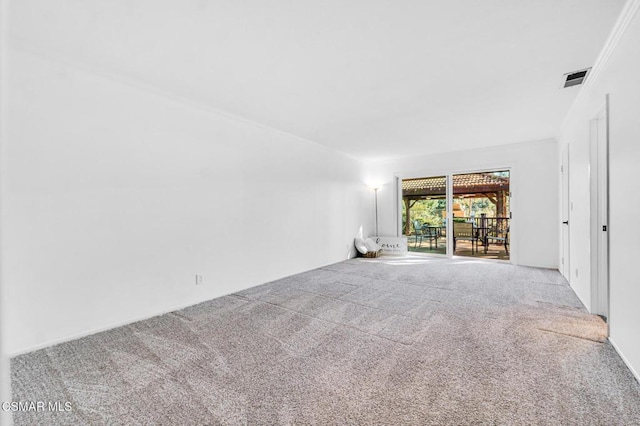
560;0;640;134
10;38;363;164
584;0;640;89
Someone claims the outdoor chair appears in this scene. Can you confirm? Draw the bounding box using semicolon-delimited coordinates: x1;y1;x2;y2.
453;221;476;254
413;220;438;249
486;226;509;254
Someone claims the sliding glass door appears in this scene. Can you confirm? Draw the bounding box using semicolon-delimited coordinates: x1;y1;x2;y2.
401;175;448;255
401;170;510;260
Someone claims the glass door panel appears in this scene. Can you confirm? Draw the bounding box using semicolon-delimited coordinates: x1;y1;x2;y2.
401;176;448;255
452;171;510;260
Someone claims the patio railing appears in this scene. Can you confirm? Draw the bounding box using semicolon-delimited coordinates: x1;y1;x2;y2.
469;216;510;237
404;216;510;239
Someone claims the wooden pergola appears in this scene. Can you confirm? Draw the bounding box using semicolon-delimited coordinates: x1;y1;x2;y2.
403;173;510;235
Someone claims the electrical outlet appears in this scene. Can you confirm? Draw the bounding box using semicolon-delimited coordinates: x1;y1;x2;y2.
195;274;204;285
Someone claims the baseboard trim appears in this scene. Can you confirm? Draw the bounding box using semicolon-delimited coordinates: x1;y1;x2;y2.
9;296;230;358
9;257;354;357
609;337;640;384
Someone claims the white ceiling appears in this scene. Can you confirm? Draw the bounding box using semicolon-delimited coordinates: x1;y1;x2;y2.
10;0;626;162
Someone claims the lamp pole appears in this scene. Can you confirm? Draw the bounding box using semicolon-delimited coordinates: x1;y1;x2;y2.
374;187;379;237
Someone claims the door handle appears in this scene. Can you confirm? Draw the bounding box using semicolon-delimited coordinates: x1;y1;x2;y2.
562;221;569;225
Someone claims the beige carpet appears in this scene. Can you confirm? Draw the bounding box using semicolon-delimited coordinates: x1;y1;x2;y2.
11;256;640;425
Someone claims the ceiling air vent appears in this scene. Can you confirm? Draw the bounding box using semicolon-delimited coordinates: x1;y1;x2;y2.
562;68;591;88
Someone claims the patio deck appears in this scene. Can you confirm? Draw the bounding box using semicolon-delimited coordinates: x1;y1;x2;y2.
407;236;510;260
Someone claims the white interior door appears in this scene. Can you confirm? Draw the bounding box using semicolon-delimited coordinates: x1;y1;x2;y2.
561;144;570;281
590;99;609;320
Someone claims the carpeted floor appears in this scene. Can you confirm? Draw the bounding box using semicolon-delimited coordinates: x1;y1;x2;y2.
11;256;640;425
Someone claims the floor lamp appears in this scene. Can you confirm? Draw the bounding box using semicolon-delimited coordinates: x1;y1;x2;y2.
373;187;379;237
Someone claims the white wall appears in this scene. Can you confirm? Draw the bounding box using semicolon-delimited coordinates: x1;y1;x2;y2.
0;0;14;423
0;46;369;356
559;0;640;379
365;139;559;269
